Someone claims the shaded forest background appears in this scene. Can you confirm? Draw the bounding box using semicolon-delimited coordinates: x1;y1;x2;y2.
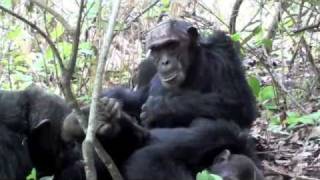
0;0;319;179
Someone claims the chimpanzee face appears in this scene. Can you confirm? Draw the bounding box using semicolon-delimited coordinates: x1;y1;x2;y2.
146;20;199;89
149;39;191;88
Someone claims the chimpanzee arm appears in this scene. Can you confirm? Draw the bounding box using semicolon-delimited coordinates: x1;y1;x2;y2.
142;91;256;128
62;97;150;163
101;86;149;118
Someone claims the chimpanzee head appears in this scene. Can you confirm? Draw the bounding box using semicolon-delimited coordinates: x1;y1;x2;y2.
209;149;264;180
146;19;199;89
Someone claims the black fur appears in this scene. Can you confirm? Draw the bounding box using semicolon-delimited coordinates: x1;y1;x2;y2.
0;86;73;179
124;119;258;180
59;110;261;180
102;22;256;129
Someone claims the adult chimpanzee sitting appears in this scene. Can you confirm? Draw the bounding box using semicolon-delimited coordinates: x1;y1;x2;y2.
102;19;256;128
0;86;74;179
60;98;264;180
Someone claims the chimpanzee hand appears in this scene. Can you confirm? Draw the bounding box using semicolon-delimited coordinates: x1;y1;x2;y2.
62;97;123;142
140;96;171;127
96;97;122;135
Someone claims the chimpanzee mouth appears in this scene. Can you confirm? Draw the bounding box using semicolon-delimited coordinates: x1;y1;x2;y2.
162;73;178;82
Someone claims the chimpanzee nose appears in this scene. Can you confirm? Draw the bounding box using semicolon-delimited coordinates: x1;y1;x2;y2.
161;59;170;66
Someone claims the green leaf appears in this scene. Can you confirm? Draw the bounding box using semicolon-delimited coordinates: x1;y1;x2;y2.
7;26;23;40
161;0;170;7
247;75;260;97
231;33;241;42
256;38;273;49
45;48;53;60
196;170;222;180
286;111;300;126
50;23;65;41
259;86;276;101
57;42;72;60
26;168;37;180
261;38;273;49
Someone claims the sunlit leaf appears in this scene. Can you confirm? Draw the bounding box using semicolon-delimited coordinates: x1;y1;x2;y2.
161;0;170;7
231;33;241;42
50;23;65;41
26;168;37;180
7;26;22;40
196;170;222;180
57;42;72;60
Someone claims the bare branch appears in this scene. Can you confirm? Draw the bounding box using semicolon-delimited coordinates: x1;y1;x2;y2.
83;0;123;179
120;0;160;32
229;0;243;34
0;5;65;71
198;1;229;29
263;1;290;53
30;0;76;34
293;20;320;33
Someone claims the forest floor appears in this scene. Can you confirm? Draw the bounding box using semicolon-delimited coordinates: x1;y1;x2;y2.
253;118;320;180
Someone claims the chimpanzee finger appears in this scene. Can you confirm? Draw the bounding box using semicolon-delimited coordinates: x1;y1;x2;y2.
105;98;117;114
100;97;110;105
141;103;147;111
109;101;121;119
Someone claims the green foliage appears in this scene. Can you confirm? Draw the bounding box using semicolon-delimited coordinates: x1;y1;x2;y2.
247;75;260;97
50;23;65;41
196;170;222;180
57;41;73;60
270;110;320;128
1;0;12;9
287;111;320;128
258;85;276;101
231;33;241;42
26;168;37;180
247;76;277;110
7;26;23;40
256;38;273;49
258;85;277;110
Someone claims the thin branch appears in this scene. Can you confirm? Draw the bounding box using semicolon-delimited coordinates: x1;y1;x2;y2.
120;0;160;32
84;0;123;179
30;0;75;34
293;20;320;33
263;1;286;53
198;1;229;29
0;5;65;71
229;0;243;34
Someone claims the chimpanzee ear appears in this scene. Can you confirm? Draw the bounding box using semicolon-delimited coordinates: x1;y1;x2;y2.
213;149;231;163
187;26;199;42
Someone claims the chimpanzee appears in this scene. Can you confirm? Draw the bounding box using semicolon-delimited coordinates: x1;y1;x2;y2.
0;123;32;179
130;58;157;90
102;19;256;128
209;149;264;180
0;86;73;179
60;98;264;180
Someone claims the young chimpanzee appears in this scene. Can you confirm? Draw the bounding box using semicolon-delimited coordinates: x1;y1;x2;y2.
102;19;256;129
60;98;264;180
0;86;74;179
